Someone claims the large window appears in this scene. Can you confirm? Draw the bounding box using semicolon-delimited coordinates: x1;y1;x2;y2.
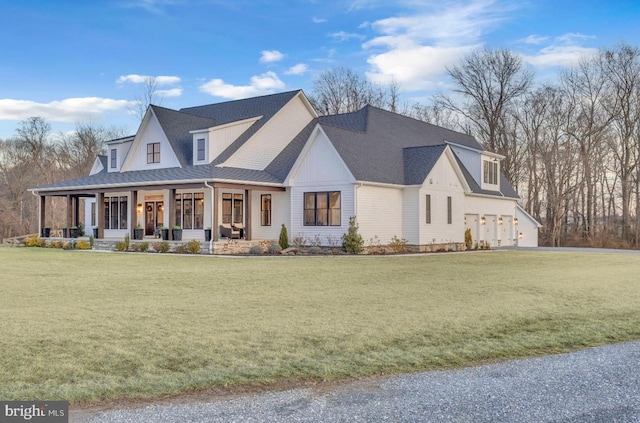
222;193;243;224
304;191;341;226
110;148;117;168
447;196;452;224
175;192;204;229
483;160;498;185
261;194;271;226
425;194;431;224
103;196;128;230
196;138;205;161
147;142;160;164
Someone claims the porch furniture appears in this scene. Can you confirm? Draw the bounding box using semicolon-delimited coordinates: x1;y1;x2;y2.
220;223;240;239
232;223;245;239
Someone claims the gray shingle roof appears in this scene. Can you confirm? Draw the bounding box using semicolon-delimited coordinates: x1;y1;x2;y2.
318;105;483;185
403;145;448;185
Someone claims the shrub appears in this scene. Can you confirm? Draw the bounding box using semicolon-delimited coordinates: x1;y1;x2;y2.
291;235;307;249
24;235;43;247
52;240;64;249
267;242;282;254
342;217;364;254
279;224;289;249
139;242;149;252
129;243;141;252
124;234;130;251
62;242;73;250
75;240;91;250
309;246;323;255
249;245;264;255
185;240;201;254
388;235;408;254
464;228;473;250
115;241;127;251
153;241;170;253
89;235;94;248
173;244;188;254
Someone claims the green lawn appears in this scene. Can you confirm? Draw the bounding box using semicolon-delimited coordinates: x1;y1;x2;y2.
1;247;640;403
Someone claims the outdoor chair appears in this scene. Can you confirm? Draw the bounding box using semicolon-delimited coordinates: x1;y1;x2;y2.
220;223;240;239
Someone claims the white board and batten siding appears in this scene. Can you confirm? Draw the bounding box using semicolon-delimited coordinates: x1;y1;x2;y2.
287;128;355;245
356;184;404;244
250;189;291;241
465;195;519;247
515;205;541;247
223;94;315;171
448;144;482;186
418;153;466;244
122;112;181;171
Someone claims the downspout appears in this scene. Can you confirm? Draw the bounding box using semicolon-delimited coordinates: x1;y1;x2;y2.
31;190;40;237
204;181;214;254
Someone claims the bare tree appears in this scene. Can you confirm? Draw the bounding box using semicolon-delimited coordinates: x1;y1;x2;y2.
130;76;164;122
310;66;403;115
438;48;534;186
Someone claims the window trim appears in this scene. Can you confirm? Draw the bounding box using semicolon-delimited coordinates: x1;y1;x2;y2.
196;138;206;162
261;194;272;226
447;196;452;225
147;142;161;164
483;160;498;185
303;191;341;226
110;148;117;169
425;194;431;224
103;195;128;230
174;192;204;229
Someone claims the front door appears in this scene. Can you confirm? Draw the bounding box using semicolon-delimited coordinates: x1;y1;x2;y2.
145;201;164;236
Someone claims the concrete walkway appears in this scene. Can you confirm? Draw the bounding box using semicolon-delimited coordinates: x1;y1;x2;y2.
77;341;640;422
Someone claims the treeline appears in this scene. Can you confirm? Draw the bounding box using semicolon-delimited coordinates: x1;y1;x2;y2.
310;44;640;248
0;118;124;238
2;44;640;247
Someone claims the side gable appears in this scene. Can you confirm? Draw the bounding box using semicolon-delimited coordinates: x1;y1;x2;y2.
284;124;355;186
89;155;106;176
121;108;181;171
421;147;469;192
220;92;317;171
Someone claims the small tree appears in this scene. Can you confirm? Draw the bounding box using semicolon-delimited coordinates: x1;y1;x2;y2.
464;228;473;250
279;224;289;249
342;217;364;254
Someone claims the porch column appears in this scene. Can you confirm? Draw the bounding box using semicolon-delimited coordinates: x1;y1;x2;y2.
169;189;176;240
66;195;73;232
130;190;138;239
73;196;80;228
97;193;104;239
213;189;219;241
39;195;46;237
244;189;251;240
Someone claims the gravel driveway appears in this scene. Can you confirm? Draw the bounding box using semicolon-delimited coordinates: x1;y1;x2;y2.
76;340;640;422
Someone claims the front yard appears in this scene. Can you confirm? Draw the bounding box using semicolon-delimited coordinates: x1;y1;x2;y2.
1;247;639;403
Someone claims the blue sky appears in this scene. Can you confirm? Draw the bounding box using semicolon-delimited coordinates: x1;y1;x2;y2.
1;0;639;139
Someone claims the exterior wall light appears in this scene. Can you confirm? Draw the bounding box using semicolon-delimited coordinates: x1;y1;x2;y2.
514;217;518;225
480;216;486;225
498;217;503;225
136;204;143;214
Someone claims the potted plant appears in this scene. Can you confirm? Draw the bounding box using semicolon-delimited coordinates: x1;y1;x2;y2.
42;227;51;238
69;226;79;238
93;227;99;239
172;225;182;241
134;224;144;240
160;226;169;240
204;227;212;242
62;227;69;238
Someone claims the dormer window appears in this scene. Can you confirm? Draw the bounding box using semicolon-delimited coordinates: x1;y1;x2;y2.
483;160;498;185
147;143;160;164
196;138;205;162
110;148;117;169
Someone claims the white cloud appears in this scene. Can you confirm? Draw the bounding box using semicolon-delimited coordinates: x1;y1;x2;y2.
523;45;598;69
519;35;549;45
116;74;181;85
285;64;309;75
362;0;509;91
155;88;183;97
260;50;285;64
312;17;326;23
0;97;132;122
330;31;365;42
522;33;599;69
199;72;286;99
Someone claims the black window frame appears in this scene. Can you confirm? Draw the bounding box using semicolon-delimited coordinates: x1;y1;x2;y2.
103;195;128;230
261;194;271;226
174;192;204;229
303;191;341;226
147;142;161;164
196;138;205;162
447;196;452;225
425;194;431;224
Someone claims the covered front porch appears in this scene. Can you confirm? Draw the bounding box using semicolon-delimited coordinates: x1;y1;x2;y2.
35;182;286;244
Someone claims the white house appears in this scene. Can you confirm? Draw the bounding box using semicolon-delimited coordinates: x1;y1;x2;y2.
31;90;540;249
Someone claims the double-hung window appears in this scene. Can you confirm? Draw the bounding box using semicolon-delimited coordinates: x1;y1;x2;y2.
425;194;431;224
196;138;205;162
483;160;498;185
110;148;117;168
174;193;204;229
261;194;271;226
304;191;341;226
147;143;160;164
103;196;128;229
